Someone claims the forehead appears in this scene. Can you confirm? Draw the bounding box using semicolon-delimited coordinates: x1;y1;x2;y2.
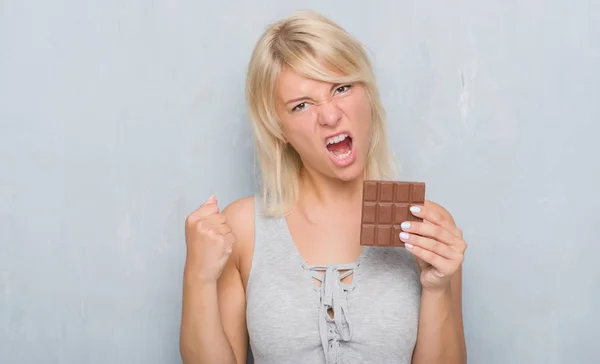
275;66;335;100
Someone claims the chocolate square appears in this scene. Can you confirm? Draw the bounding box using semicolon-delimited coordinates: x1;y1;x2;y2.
359;180;426;247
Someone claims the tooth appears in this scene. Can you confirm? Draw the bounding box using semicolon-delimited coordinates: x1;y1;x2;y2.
326;133;350;146
331;147;352;160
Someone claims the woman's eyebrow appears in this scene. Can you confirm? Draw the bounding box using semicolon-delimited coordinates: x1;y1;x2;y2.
284;96;313;106
283;84;342;106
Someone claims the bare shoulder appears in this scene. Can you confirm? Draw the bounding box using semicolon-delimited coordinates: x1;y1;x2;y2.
221;196;255;262
221;195;255;236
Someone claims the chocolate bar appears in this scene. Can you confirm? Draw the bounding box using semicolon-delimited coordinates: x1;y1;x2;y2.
360;181;426;247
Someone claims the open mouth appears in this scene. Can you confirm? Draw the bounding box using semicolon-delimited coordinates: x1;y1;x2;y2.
325;133;354;163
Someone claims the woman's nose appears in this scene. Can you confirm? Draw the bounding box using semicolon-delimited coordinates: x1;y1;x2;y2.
316;100;342;127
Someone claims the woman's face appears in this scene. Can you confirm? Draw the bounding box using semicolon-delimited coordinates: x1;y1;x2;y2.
275;67;373;182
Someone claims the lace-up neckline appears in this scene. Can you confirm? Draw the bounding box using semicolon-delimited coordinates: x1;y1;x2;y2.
307;263;357;363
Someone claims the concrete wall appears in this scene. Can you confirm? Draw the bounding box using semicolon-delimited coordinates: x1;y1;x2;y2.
1;1;598;363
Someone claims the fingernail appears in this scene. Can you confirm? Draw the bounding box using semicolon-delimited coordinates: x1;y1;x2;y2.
401;221;411;230
405;243;414;249
399;232;410;240
410;206;421;214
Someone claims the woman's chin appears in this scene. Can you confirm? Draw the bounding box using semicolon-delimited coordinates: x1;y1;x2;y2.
330;159;366;182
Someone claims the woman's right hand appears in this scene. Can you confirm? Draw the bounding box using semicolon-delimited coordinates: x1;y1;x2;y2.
184;195;236;284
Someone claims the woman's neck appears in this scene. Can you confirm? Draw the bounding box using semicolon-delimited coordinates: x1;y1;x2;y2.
297;167;364;210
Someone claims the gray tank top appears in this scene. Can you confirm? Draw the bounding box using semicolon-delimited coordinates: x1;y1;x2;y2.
246;199;422;364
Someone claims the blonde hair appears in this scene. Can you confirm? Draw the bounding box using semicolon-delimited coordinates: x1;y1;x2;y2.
245;10;396;217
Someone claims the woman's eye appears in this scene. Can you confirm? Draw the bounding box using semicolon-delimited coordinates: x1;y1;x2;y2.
335;85;352;94
292;102;307;112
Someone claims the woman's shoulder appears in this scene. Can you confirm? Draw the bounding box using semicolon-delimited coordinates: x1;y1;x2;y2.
222;195;255;234
221;196;256;278
221;195;255;253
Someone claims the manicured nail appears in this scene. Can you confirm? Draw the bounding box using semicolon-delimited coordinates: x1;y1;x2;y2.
405;243;414;249
401;221;411;230
410;206;421;214
399;232;410;240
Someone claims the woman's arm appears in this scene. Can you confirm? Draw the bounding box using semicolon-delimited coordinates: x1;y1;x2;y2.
180;266;244;364
398;200;467;364
411;269;466;364
179;198;253;364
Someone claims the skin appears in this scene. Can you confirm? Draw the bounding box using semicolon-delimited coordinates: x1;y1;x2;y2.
179;66;467;364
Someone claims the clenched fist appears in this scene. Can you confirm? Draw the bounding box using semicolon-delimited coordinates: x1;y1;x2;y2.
184;195;236;283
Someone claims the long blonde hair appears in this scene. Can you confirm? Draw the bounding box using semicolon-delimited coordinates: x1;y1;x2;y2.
245;10;395;217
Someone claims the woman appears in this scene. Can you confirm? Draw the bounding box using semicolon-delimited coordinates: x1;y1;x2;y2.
180;10;467;364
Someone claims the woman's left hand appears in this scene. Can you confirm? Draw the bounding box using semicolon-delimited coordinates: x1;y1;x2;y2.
399;200;467;293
